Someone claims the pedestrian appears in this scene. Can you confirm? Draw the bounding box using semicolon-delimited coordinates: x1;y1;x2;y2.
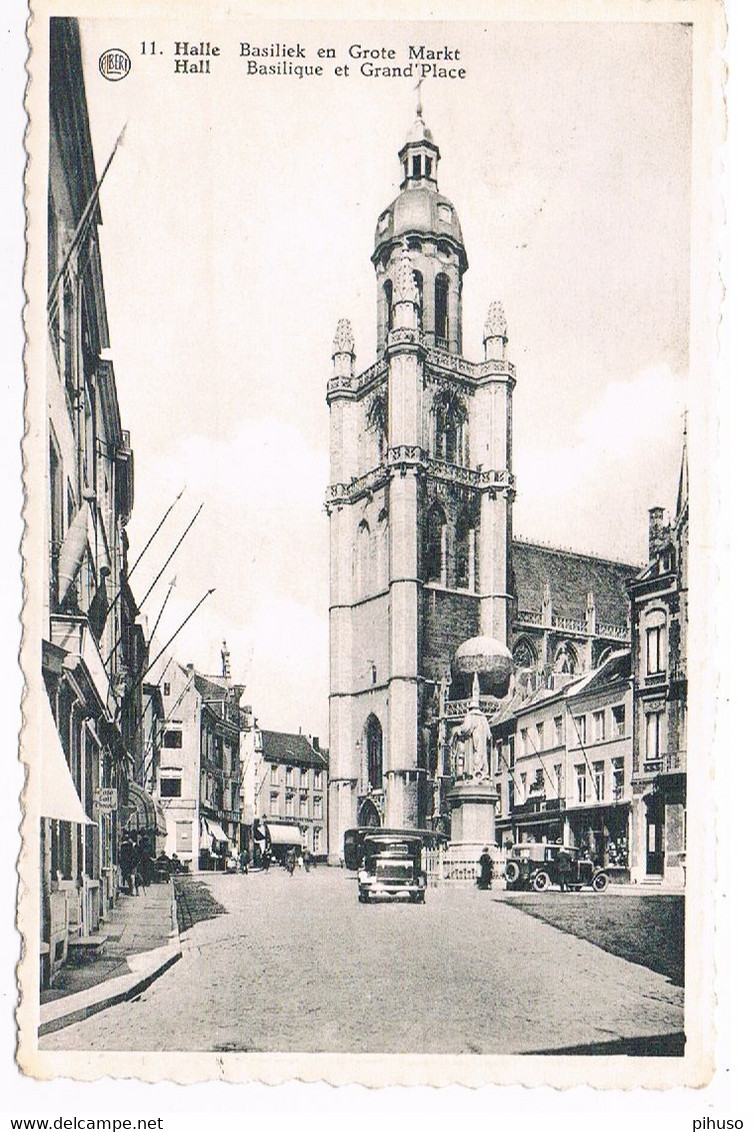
477;847;493;890
137;834;153;887
302;848;312;873
556;844;571;893
285;848;296;875
119;834;135;895
239;848;249;875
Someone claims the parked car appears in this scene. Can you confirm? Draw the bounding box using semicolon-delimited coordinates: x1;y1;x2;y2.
343;827;446;904
504;842;609;892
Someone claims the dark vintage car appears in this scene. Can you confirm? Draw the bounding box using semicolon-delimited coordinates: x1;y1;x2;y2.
504;842;609;892
343;828;445;904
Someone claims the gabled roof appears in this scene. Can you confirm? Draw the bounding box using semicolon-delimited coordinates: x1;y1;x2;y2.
261;731;329;770
511;540;638;625
565;649;631;699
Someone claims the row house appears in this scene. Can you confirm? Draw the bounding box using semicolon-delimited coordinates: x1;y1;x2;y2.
628;432;689;885
491;650;633;878
252;728;329;860
41;17;147;984
155;646;244;869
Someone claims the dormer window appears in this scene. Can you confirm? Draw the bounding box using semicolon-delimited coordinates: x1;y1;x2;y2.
438;203;452;224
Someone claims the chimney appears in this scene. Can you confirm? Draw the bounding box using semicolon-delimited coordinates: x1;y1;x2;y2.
312;736;320;752
648;507;667;560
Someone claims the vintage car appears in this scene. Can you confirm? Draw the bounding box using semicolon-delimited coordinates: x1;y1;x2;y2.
343;827;445;904
504;842;609;892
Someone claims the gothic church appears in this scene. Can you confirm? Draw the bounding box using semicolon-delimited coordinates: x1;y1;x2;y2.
325;104;636;862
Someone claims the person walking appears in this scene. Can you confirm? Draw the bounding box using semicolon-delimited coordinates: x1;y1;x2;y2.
119;834;136;895
239;847;249;875
556;844;571;893
477;847;493;890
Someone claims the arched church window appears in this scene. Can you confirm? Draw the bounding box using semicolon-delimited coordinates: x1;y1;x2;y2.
432;387;468;465
425;503;446;585
513;637;537;670
435;274;449;348
376;508;389;590
554;644;577;675
365;714;383;790
356;519;371;597
413;270;424;331
455;511;476;590
383;279;393;333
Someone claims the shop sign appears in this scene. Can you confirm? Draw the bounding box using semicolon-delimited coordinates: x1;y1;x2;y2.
95;787;118;811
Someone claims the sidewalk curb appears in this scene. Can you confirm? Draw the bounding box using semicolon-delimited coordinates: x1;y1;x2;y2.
38;943;182;1037
39;883;182;1038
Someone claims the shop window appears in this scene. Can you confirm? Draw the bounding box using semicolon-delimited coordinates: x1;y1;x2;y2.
160;777;181;798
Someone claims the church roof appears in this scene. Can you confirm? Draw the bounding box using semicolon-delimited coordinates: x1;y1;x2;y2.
511;540;639;627
374;187;466;265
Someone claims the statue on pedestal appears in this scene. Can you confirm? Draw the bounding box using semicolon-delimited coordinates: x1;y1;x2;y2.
450;673;492;781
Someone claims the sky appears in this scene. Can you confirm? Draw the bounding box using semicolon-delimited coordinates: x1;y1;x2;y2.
76;17;692;741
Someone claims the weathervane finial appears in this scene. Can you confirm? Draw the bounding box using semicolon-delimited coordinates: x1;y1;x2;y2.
413;77;424;118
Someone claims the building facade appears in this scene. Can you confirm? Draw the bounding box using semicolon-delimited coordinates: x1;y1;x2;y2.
491;651;633;876
629;433;689;885
155;647;244;869
41;17;144;981
252;729;329;861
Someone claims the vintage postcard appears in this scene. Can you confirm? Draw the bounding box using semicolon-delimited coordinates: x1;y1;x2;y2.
18;0;723;1088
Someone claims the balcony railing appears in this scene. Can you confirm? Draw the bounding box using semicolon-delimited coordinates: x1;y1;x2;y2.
444;695;503;720
326;452;515;509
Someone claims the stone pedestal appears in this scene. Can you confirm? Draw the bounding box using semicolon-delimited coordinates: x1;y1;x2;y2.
446;778;497;855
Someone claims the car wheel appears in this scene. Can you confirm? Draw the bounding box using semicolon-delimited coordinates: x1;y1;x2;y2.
532;871;549;892
593;871;609;891
505;860;521;886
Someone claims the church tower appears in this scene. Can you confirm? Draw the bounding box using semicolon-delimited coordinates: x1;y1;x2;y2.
326;99;516;862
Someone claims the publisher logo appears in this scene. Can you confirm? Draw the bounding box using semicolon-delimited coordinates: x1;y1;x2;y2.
99;49;131;81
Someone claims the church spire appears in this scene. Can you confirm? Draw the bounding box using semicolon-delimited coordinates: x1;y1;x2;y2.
675;412;688;521
399;87;440;190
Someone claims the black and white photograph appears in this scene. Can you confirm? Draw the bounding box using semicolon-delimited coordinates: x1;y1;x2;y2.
17;0;723;1089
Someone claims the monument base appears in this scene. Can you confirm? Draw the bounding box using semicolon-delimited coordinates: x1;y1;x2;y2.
446;778;497;853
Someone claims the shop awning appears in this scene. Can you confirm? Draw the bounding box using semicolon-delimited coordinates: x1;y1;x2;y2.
40;695;93;825
126;780;167;836
202;818;229;844
266;822;302;848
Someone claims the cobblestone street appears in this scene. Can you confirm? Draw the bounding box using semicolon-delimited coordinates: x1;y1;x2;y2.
41;868;684;1055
